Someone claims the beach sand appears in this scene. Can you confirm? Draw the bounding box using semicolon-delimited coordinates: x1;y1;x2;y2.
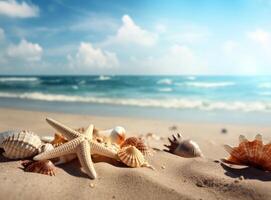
0;107;270;200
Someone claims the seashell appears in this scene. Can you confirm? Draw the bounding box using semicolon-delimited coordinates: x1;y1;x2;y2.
50;133;68;147
21;160;56;176
39;143;54;153
222;134;271;171
40;135;54;143
118;146;153;169
2;130;42;159
121;137;150;156
0;130;20;148
164;133;203;158
94;126;126;145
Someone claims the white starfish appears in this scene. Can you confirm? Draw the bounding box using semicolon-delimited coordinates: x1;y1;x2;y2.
34;118;118;179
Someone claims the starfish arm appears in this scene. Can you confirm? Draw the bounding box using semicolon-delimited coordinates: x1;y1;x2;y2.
34;137;82;161
77;140;97;179
83;124;94;140
46;117;81;140
90;141;118;160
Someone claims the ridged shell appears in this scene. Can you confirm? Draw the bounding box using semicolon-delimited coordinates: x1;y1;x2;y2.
222;134;271;171
121;137;150;156
164;133;203;158
2;130;42;159
0;130;20;148
22;160;56;176
118;146;146;168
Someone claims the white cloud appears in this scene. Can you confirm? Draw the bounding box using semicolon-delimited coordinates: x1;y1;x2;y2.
0;0;39;18
0;28;4;40
105;15;157;47
247;29;271;46
7;39;43;61
68;42;119;68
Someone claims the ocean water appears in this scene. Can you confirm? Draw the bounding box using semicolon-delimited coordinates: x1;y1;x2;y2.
0;75;271;124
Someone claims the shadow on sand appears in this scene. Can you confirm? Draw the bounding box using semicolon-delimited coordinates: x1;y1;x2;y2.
221;162;271;182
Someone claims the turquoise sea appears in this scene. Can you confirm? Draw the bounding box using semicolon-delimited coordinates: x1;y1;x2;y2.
0;75;271;125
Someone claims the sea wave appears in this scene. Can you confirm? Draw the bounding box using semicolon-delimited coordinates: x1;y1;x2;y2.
258;82;271;89
158;88;173;92
96;75;111;81
186;76;196;80
0;77;39;82
177;81;235;88
157;78;172;85
0;92;270;112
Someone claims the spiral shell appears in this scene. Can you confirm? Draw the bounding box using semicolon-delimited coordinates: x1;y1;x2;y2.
164;133;203;158
118;146;146;168
22;160;56;176
2;130;42;159
222;134;271;171
121;137;150;156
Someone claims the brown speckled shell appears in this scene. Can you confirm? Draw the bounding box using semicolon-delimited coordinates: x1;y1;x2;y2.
22;160;56;176
121;137;150;156
2;130;42;159
223;134;271;171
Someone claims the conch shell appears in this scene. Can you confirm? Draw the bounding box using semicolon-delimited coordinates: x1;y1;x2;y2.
21;160;56;176
117;146;153;169
121;137;150;156
222;134;271;171
164;133;203;158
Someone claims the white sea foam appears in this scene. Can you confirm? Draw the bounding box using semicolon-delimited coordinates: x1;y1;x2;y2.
158;88;173;92
179;81;235;88
157;78;172;85
186;76;196;80
97;75;111;81
72;85;79;90
0;92;270;112
0;77;39;82
258;82;271;89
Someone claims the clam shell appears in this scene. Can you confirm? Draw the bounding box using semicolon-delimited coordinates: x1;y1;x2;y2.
164;133;203;158
22;160;56;176
121;137;150;156
222;134;271;171
118;146;146;168
2;130;42;159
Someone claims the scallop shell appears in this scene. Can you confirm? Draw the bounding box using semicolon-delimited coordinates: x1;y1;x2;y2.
2;130;42;159
121;137;150;156
164;133;203;158
118;146;146;168
50;133;68;147
21;160;56;176
222;134;271;171
0;130;20;148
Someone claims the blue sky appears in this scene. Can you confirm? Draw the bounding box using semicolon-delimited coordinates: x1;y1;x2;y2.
1;0;271;75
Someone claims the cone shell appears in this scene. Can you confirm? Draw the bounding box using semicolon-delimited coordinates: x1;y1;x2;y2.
223;134;271;171
121;137;150;156
164;133;203;158
118;146;146;168
2;130;42;159
22;160;56;176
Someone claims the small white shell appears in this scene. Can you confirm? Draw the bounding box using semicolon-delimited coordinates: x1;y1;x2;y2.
2;130;42;159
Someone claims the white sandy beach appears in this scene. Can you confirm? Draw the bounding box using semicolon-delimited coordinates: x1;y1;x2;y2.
0;107;271;200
